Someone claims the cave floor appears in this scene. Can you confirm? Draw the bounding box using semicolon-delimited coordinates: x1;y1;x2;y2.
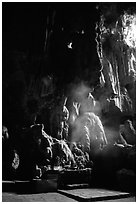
2;181;135;202
2;191;136;202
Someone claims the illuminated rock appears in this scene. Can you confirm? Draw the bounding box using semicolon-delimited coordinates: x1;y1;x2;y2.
97;7;136;117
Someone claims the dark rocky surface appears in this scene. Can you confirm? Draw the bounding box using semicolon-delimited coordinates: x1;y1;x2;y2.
2;3;136;196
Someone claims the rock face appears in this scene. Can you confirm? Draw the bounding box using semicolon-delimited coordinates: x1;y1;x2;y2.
99;4;136;114
3;3;136;131
93;4;136;142
2;3;136;181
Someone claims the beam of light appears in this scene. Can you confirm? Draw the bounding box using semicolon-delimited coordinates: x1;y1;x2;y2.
69;82;106;151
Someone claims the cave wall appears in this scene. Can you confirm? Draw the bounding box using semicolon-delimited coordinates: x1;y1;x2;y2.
93;3;136;142
2;3;101;129
99;4;135;114
2;3;136;134
98;6;136;116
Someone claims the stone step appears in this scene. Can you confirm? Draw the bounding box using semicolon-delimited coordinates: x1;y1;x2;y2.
3;179;58;194
15;179;58;194
2;181;15;192
58;188;131;202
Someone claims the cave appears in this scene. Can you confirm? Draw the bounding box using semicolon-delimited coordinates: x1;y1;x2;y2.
2;2;136;197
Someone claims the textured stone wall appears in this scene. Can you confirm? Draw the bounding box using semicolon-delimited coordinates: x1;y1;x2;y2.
97;5;136;118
